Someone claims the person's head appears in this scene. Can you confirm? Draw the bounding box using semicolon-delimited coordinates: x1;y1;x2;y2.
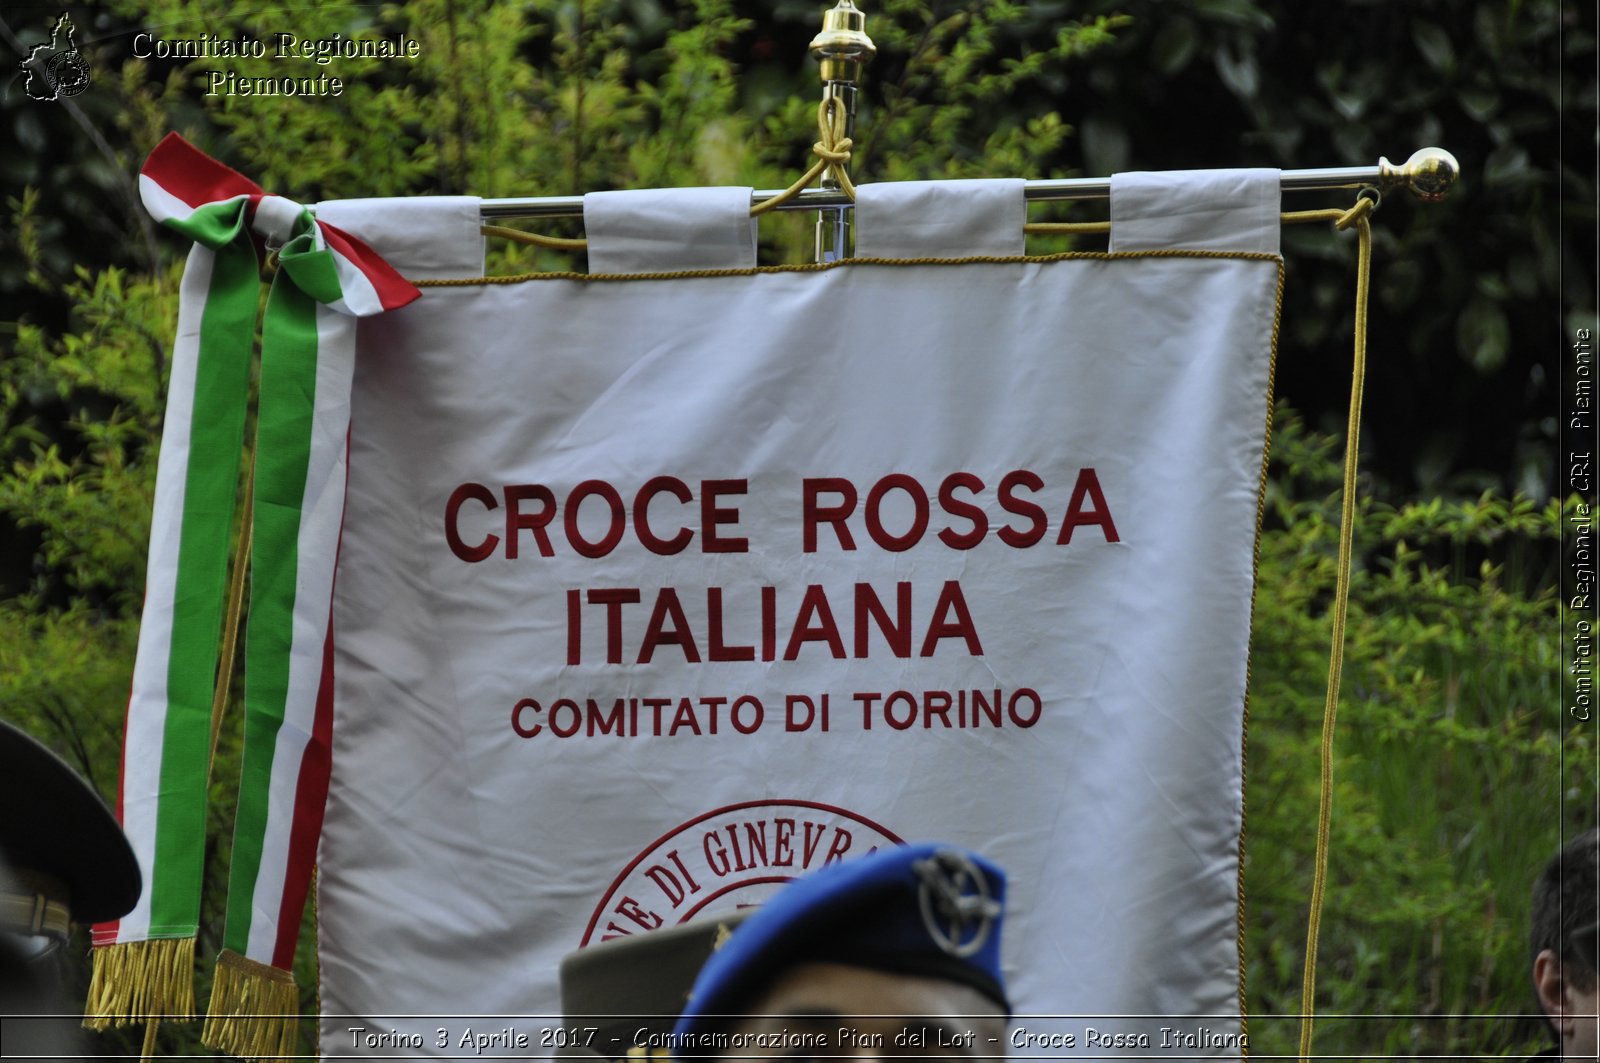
671;844;1009;1061
1531;829;1599;1061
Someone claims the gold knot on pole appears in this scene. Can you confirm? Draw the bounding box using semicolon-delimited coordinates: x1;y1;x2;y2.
751;96;858;216
1334;194;1377;231
812;96;856;196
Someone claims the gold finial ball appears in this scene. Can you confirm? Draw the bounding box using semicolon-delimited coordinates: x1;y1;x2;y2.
1387;147;1460;201
811;1;876;82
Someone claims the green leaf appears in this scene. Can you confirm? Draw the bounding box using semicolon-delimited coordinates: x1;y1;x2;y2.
1150;18;1199;75
1457;297;1511;372
1411;21;1456;73
1214;45;1259;99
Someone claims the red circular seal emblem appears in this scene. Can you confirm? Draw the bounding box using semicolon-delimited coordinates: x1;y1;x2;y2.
581;800;903;946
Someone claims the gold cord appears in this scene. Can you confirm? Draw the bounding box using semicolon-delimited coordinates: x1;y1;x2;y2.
209;453;253;780
485;182;1380;257
480;224;587;251
1030;196;1380;238
482;96;857;249
1295;193;1375;1062
750;96;855;214
1023;221;1110;235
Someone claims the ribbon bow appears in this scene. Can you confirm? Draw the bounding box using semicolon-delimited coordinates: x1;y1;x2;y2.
137;132;418;313
88;134;418;1057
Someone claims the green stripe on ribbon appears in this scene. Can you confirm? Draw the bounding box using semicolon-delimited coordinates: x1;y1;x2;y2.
221;217;337;953
148;217;255;936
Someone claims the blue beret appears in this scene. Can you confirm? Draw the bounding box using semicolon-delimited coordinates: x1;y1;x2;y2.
671;843;1008;1048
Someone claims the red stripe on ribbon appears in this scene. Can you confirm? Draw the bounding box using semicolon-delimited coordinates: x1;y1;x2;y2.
270;615;335;969
142;132;264;208
270;446;349;968
319;222;421;312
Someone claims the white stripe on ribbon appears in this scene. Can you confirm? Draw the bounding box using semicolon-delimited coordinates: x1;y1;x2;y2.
116;244;215;941
136;174;249;229
326;247;384;317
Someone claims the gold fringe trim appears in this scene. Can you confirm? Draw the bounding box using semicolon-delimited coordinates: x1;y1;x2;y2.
201;949;300;1062
83;937;198;1030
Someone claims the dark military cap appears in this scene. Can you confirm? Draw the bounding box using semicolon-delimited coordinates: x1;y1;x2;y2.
560;911;750;1059
0;718;141;950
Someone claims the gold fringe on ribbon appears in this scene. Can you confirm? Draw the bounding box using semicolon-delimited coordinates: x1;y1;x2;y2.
83;937;198;1030
201;948;301;1062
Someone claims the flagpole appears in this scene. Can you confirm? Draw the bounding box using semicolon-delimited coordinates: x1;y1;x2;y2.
809;1;875;263
476;148;1459;220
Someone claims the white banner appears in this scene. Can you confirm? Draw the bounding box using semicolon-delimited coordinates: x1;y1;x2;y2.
317;181;1281;1059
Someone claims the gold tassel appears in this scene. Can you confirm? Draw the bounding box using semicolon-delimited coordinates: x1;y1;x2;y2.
83;937;198;1030
201;949;300;1062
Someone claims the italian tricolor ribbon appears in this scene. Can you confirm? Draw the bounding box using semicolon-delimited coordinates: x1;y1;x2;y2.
86;133;418;1058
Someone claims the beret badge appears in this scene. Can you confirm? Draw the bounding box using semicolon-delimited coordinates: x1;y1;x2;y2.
914;848;1002;959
